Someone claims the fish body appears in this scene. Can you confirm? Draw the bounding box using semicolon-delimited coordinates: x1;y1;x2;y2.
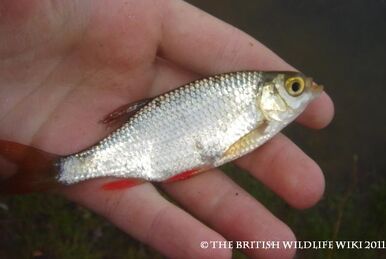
57;71;322;185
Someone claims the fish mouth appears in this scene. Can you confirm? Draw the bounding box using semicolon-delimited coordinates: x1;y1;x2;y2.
306;77;324;95
312;82;324;94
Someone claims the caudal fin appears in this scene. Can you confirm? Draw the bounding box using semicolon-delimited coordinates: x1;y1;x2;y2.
0;140;60;194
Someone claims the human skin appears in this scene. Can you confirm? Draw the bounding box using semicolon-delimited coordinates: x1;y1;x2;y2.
0;1;334;258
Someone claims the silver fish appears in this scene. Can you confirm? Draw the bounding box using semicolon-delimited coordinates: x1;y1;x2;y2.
57;71;323;185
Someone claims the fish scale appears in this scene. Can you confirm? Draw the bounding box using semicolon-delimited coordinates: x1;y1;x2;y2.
56;71;322;184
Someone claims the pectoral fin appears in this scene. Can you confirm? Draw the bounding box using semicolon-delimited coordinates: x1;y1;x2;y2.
222;121;269;161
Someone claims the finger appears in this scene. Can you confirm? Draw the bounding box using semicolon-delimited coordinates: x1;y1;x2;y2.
296;91;334;129
162;170;296;259
62;180;231;259
158;0;291;74
236;134;325;209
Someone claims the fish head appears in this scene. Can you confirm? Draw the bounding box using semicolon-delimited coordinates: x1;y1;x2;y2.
259;71;323;121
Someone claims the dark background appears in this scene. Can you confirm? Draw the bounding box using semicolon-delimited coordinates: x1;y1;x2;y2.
1;1;385;258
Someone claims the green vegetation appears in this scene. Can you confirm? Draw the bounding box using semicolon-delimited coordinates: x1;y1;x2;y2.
224;162;386;259
0;194;163;259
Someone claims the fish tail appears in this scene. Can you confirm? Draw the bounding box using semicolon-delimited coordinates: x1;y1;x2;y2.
0;140;60;194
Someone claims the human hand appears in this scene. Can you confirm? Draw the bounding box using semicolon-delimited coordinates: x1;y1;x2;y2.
0;0;334;258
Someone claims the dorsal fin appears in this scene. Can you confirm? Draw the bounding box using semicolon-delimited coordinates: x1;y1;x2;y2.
101;98;152;125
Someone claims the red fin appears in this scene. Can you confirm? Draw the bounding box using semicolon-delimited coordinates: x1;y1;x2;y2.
164;169;202;183
101;98;152;125
0;140;60;194
102;179;143;190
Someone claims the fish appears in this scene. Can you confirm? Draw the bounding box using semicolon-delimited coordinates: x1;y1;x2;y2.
0;71;323;194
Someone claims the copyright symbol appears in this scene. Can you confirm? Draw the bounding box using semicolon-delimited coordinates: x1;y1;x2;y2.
200;241;209;249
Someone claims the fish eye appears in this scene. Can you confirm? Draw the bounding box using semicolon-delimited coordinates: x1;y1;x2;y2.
285;77;305;96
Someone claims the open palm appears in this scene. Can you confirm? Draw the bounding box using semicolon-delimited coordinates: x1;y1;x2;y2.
0;1;334;258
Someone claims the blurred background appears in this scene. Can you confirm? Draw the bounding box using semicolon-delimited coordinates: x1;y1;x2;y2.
1;0;385;258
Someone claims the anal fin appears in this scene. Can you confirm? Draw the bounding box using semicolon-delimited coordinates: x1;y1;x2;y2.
102;179;143;190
